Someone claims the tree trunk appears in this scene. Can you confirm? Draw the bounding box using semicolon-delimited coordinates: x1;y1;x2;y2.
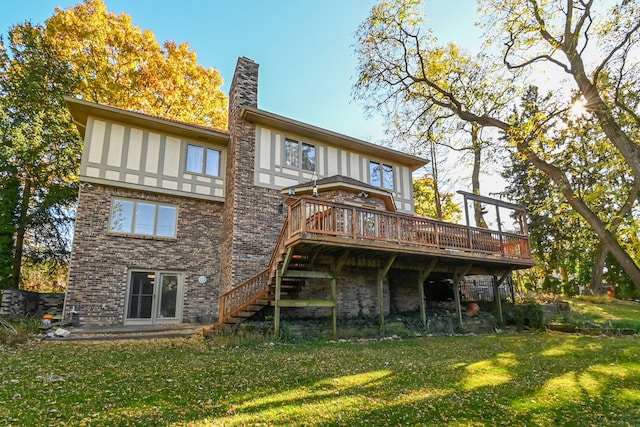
430;141;443;220
565;48;640;181
11;179;30;288
590;242;607;294
589;181;638;294
470;124;487;228
454;109;640;291
518;142;640;290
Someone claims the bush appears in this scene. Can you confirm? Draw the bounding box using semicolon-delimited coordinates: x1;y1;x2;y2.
0;316;40;346
506;303;545;331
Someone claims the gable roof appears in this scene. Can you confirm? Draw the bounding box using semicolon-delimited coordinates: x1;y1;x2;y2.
242;107;427;170
284;175;397;212
64;96;230;146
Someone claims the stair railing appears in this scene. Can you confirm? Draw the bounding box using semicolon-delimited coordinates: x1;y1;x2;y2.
218;212;291;324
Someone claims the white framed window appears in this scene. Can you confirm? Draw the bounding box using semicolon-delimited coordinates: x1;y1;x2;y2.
370;161;394;190
109;198;177;238
186;144;221;177
284;138;315;172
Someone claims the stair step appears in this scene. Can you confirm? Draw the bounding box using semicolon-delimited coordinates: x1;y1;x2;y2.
269;284;298;290
235;311;256;318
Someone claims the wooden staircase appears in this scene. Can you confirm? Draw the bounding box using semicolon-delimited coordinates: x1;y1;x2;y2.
208;217;308;332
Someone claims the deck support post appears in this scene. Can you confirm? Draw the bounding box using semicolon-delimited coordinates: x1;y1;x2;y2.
273;269;282;339
418;260;438;328
330;251;349;338
453;264;473;330
330;277;337;336
378;255;397;333
493;271;511;326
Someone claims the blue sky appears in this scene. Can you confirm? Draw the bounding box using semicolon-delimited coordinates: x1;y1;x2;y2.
0;0;480;146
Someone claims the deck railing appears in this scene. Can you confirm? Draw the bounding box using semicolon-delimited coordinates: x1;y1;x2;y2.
288;198;532;259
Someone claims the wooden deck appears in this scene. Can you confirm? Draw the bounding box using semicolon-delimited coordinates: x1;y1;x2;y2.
215;197;534;333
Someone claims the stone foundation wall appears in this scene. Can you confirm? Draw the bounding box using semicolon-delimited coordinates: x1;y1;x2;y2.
281;266;390;320
0;289;64;319
389;270;422;314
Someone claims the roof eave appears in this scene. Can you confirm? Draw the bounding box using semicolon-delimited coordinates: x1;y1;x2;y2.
63;96;230;145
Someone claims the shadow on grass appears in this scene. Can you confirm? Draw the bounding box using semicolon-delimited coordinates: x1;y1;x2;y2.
1;334;639;426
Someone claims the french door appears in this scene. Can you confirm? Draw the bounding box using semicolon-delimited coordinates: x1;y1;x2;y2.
125;270;183;325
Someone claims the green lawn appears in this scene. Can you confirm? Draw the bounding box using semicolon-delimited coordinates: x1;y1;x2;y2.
1;332;639;426
566;297;640;332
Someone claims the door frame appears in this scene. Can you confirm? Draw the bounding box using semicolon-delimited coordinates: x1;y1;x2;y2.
124;269;184;326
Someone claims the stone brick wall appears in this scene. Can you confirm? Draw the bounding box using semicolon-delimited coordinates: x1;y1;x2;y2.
282;267;391;320
388;270;422;314
0;289;64;319
320;189;388;211
221;57;285;293
65;183;223;326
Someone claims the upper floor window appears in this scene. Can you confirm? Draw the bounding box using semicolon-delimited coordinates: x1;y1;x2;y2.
109;198;177;238
284;138;316;172
370;161;394;190
186;144;220;177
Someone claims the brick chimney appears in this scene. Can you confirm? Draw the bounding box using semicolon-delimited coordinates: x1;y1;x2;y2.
220;57;281;294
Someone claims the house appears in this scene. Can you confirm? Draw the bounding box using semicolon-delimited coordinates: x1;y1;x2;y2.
63;57;534;333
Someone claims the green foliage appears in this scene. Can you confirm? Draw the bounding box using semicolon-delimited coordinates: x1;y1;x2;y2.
606;255;640;300
413;174;461;222
506;303;545;331
19;258;67;293
0;316;39;345
502;86;640;294
0;23;81;287
1;334;639;425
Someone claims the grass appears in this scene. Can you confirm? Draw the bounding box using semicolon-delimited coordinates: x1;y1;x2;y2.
564;297;640;332
1;332;639;426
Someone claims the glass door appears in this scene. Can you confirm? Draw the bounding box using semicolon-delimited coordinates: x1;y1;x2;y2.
125;270;183;325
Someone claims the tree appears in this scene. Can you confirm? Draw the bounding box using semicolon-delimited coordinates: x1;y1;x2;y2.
354;0;640;290
0;23;81;288
504;86;639;295
356;29;514;227
413;174;461;222
45;0;228;130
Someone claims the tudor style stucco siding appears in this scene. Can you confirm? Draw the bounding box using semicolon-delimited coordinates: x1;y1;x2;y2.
254;125;416;213
81;117;227;201
65;184;222;326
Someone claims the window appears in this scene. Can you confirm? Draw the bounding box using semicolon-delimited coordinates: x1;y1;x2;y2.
110;198;177;238
301;143;316;172
284;139;299;168
370;161;394;190
284;138;316;172
186;144;220;177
